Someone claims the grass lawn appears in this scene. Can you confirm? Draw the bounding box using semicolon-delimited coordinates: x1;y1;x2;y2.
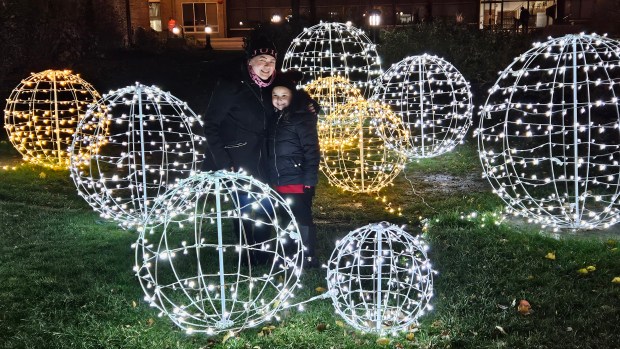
1;138;619;349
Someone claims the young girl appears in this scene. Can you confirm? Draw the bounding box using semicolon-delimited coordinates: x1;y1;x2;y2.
268;70;321;268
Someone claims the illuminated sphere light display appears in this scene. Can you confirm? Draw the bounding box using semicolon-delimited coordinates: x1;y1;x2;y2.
478;33;620;230
3;69;102;168
372;54;473;158
69;83;205;228
134;171;303;335
304;76;363;148
282;21;382;95
326;222;435;334
321;98;408;193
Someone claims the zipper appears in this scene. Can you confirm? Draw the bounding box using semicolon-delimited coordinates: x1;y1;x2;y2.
273;111;283;184
244;80;266;179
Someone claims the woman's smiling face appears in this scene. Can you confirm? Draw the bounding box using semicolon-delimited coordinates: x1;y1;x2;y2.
249;54;276;80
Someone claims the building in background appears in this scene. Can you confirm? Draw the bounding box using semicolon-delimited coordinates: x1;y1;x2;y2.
145;0;617;45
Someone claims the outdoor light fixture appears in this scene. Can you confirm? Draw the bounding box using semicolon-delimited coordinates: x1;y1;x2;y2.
368;9;381;27
204;25;213;50
326;222;435;334
4;69;102;169
134;170;304;335
172;26;181;35
372;54;473;159
478;33;620;230
69;83;205;228
282;22;382;97
319;97;408;193
271;14;282;23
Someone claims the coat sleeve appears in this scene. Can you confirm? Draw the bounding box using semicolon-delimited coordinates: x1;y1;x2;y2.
298;113;320;186
203;79;234;170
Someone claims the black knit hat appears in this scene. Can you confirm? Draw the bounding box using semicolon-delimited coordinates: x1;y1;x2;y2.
247;35;277;59
272;70;304;91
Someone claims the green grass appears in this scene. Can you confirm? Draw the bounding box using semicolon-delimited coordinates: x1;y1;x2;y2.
1;141;619;348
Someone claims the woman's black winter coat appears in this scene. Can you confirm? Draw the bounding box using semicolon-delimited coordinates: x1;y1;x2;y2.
202;64;273;182
267;90;320;187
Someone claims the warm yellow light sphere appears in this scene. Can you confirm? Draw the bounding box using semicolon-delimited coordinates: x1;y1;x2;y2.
3;69;102;169
304;76;363;150
320;98;408;193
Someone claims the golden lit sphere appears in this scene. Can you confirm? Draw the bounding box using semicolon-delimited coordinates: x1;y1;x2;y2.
372;54;473;158
304;76;363;149
69;83;206;228
282;21;382;96
478;33;620;230
3;69;102;169
320;98;408;193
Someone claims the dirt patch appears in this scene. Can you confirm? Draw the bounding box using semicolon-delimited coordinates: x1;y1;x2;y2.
401;172;489;195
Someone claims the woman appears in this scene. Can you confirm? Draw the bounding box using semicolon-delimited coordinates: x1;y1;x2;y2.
202;34;278;265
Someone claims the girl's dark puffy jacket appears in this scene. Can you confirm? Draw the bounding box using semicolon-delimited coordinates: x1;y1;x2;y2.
267;90;320;187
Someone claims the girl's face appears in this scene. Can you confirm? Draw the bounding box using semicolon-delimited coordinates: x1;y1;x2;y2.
272;86;292;111
248;54;276;80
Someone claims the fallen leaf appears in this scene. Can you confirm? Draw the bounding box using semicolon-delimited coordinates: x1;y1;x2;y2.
316;323;326;332
495;325;507;335
376;337;390;346
612;277;620;284
132;300;137;308
586;265;596;272
39;172;47;179
566;327;573;332
497;303;509;310
544;252;556;260
406;332;415;341
335;320;345;327
315;286;326;293
577;268;589;275
146;318;154;326
222;331;235;343
517;299;532;315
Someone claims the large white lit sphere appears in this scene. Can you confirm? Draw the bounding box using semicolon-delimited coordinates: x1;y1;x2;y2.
478;33;620;230
134;171;303;335
3;69;102;169
282;21;382;95
320;98;408;193
326;222;435;335
372;54;473;159
69;83;206;228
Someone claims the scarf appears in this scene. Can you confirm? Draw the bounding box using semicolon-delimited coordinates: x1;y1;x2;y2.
248;64;275;88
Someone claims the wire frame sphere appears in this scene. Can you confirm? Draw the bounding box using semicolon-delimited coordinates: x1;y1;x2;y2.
282;21;382;95
320;98;408;193
372;54;473;159
304;76;363;148
69;83;206;228
478;33;620;230
326;222;435;335
3;69;102;169
134;171;303;335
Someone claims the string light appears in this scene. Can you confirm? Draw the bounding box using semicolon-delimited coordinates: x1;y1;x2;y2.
69;83;205;228
477;33;620;230
326;222;436;335
372;54;473;158
282;21;382;96
320;97;408;193
133;171;303;335
3;69;102;169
